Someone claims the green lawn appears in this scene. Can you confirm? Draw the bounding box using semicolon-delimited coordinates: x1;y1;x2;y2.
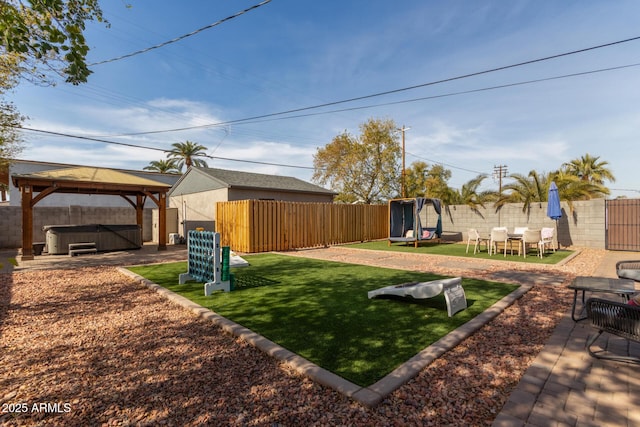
344;240;573;264
128;254;518;386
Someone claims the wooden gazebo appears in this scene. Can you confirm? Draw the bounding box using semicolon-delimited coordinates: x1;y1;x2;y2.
11;166;172;261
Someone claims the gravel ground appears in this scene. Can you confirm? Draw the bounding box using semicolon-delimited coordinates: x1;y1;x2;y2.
0;247;603;426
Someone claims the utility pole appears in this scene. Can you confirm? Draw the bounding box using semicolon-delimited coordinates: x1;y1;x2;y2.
493;164;508;196
493;164;508;227
399;126;410;198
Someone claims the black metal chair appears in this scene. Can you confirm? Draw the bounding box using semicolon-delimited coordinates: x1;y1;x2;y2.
585;298;640;363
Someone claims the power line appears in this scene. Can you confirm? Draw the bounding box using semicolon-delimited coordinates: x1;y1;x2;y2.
81;35;640;137
201;154;314;170
611;188;640;193
18;61;640;174
21;128;166;152
213;62;640;128
405;151;488;176
73;60;640;142
89;0;272;66
18;127;315;170
19;59;640;176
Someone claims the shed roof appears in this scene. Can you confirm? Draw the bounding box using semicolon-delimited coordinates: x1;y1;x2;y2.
169;166;335;196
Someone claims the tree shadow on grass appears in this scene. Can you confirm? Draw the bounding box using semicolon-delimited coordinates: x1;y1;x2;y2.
371;294;477;310
233;274;280;290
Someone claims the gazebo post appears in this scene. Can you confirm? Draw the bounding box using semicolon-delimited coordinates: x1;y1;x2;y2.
158;193;167;251
20;184;34;261
135;194;144;229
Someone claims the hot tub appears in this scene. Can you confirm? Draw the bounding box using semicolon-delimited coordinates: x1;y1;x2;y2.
44;224;142;255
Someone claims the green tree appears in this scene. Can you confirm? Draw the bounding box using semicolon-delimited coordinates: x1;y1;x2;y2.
312;118;401;204
404;163;495;211
562;153;616;185
0;101;25;158
0;0;107;85
403;161;430;198
143;159;181;174
0;54;26;199
166;140;209;172
424;164;453;203
0;1;106;197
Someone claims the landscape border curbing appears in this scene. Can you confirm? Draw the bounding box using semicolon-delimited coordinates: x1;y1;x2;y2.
118;266;532;407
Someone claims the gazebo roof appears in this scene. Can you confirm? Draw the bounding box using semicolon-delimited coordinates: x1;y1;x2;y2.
12;166;172;194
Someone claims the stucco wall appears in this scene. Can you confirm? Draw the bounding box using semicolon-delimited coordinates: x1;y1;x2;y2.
168;189;227;236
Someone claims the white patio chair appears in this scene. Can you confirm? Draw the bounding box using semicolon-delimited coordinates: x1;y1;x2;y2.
466;228;488;254
489;227;509;257
522;229;543;258
541;227;556;253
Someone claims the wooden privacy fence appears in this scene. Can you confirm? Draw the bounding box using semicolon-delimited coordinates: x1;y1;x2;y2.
216;200;388;253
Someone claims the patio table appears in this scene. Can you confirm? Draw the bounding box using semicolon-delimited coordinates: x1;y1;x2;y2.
507;233;523;256
568;276;637;321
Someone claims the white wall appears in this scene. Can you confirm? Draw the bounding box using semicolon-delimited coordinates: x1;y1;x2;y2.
169;189;227;237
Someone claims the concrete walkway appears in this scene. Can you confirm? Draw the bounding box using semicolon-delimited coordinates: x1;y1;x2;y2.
0;243;188;273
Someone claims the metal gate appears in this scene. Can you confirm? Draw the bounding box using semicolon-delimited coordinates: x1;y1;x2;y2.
606;199;640;251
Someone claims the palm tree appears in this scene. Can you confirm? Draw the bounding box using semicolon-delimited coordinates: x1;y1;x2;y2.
494;169;610;215
562;153;615;185
554;169;610;204
166;140;209;172
143;159;181;174
450;174;497;212
495;170;548;213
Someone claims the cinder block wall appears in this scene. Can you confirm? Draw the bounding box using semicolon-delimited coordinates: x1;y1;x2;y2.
0;206;154;248
438;198;606;249
0;206;21;248
0;199;609;250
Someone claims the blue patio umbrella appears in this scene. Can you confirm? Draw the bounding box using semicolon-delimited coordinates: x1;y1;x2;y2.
547;182;562;219
547;181;562;249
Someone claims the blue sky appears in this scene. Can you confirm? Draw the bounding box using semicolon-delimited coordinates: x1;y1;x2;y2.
9;0;640;197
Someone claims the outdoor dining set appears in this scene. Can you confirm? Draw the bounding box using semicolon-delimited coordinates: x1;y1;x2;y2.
465;227;556;258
